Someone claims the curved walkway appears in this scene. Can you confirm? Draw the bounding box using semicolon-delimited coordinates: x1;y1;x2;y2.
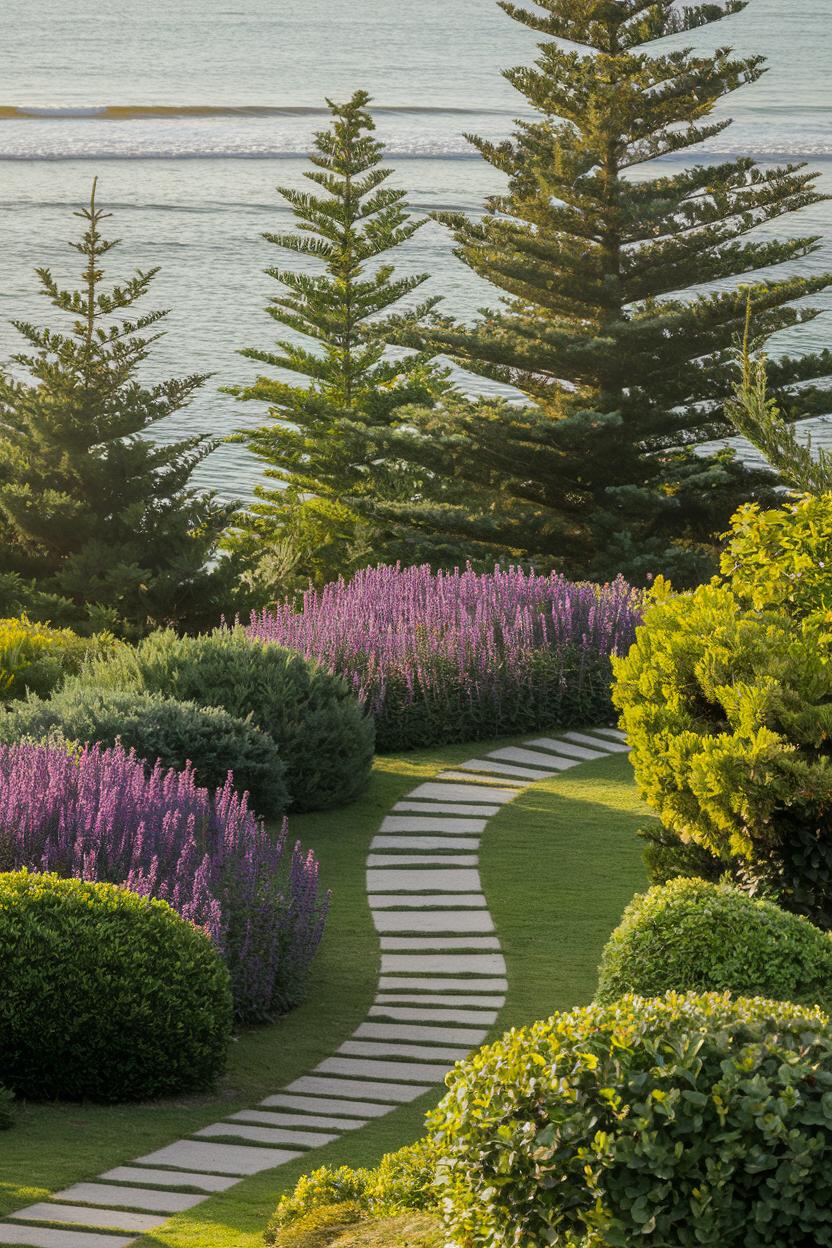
0;728;628;1248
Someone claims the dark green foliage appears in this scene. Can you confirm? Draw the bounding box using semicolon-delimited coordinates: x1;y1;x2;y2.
0;684;289;817
370;0;831;584
228;91;448;594
640;823;725;888
0;181;239;636
0;870;232;1101
0;1086;13;1130
83;627;374;812
430;992;832;1247
595;878;832;1009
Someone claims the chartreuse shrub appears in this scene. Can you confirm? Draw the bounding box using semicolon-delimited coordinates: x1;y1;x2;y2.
82;627;374;811
596;878;832;1009
0;684;289;817
0;616;113;702
613;494;832;927
429;992;832;1248
0;870;232;1101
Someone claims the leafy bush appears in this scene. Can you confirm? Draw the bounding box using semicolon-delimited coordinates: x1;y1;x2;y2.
82;627;373;812
249;564;642;751
0;616;113;703
429;992;832;1248
0;869;231;1101
0;741;328;1021
639;823;725;887
0;1086;13;1130
0;684;289;817
596;878;832;1009
612;495;832;926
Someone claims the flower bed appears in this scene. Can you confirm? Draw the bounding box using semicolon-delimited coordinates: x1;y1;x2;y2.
249;564;642;750
0;741;328;1021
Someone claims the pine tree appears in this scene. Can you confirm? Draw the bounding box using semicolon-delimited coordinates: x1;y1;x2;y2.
0;181;237;634
369;0;832;584
227;90;449;593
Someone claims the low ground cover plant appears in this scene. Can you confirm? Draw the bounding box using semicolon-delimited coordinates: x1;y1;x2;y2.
0;684;289;817
0;616;113;702
82;627;373;811
0;870;231;1100
596;878;832;1009
249;564;642;750
0;741;328;1020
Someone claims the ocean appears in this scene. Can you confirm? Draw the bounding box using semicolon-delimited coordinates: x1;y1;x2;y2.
1;0;831;499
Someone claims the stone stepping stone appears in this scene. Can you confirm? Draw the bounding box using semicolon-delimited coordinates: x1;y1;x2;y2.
368;855;479;867
372;910;494;933
340;1040;471;1063
100;1166;237;1192
394;801;501;816
260;1093;395;1118
11;1205;163;1234
371;835;481;850
563;730;629;752
380;953;506;975
0;1227;135;1248
525;737;605;760
196;1122;337;1149
377;993;504;1008
380;936;501;951
370;893;487;908
408;783;516;803
52;1184;204;1215
459;758;558;780
380;816;487;834
379;975;507;991
356;1021;489;1045
367;869;481;893
437;770;526;787
487;746;576;771
287;1076;428;1104
370;1004;499;1024
136;1140;301;1176
316;1056;448;1083
230;1108;367;1131
590;727;627;742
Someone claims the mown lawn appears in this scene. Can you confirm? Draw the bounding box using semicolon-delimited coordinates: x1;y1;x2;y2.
0;732;652;1248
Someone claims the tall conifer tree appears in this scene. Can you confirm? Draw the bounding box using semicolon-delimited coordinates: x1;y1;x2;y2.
369;0;832;584
0;182;237;634
228;91;449;592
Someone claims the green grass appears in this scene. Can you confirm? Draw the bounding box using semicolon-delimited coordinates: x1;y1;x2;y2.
0;732;652;1247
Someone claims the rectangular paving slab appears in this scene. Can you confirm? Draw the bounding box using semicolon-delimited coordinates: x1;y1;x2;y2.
377;993;504;1008
370;1004;499;1024
379;953;506;975
459;758;559;780
0;1228;135;1248
372;910;494;933
380;936;501;951
591;727;628;742
136;1141;302;1176
230;1108;367;1131
340;1040;472;1063
99;1166;237;1192
357;1021;489;1045
287;1076;428;1103
526;737;605;760
11;1205;163;1234
487;746;576;770
563;731;629;752
379;975;507;991
380;816;487;834
196;1122;337;1148
260;1093;395;1117
407;783;516;803
370;893;487;908
367;869;481;893
436;770;526;787
317;1056;450;1083
371;835;481;850
394;801;500;815
368;855;479;867
52;1184;205;1215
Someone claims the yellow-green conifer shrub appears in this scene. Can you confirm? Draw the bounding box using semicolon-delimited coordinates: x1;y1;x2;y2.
0;616;113;702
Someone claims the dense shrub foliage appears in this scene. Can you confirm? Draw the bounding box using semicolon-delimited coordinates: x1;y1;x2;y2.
639;823;725;888
0;870;231;1100
83;627;373;811
0;1086;12;1130
0;684;289;817
596;878;832;1009
429;992;832;1248
0;616;113;702
249;565;642;751
613;495;832;927
0;742;327;1020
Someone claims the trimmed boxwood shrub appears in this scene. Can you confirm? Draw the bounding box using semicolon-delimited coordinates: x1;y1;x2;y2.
429;992;832;1247
0;684;289;817
82;627;374;812
0;616;114;703
0;869;232;1101
596;878;832;1009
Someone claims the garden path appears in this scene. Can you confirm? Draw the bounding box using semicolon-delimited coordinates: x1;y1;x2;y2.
0;728;628;1248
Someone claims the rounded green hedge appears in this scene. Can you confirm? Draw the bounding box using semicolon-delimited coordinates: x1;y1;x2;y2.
0;870;232;1101
81;627;374;812
429;992;832;1247
0;684;289;817
596;878;832;1010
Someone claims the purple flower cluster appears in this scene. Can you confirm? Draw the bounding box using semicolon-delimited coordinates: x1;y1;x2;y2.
248;564;643;750
0;741;328;1021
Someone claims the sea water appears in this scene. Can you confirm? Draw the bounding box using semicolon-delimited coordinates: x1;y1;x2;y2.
0;0;830;499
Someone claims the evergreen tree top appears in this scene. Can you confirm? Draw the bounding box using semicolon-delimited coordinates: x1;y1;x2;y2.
500;0;749;51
